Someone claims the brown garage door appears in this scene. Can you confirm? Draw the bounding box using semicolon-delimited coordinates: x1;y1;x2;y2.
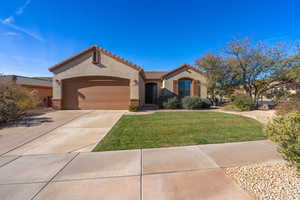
62;76;130;110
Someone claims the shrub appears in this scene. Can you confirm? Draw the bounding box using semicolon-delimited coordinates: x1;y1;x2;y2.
158;94;176;109
181;96;211;109
128;104;139;112
162;96;180;109
0;82;40;110
275;97;300;116
182;96;200;109
229;94;254;111
200;98;212;109
223;103;242;111
0;102;24;123
0;82;39;124
264;112;300;172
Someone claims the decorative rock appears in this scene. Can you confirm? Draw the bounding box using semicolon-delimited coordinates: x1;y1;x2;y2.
224;161;300;200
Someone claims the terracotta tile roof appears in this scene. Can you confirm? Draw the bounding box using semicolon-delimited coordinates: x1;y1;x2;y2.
144;71;169;79
162;64;204;78
48;45;143;73
47;45;204;81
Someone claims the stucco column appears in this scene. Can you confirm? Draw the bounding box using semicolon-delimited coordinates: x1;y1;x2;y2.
130;79;140;106
52;78;62;109
200;83;207;98
173;80;178;95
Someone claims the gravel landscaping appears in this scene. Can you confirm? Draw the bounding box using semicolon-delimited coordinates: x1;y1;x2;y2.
225;161;300;200
217;109;276;124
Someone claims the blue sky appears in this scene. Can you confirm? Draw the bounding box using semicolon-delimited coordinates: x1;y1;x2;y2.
0;0;299;76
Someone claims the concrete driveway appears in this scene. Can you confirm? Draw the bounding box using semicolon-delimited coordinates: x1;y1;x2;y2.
0;140;281;200
0;110;125;156
0;111;282;199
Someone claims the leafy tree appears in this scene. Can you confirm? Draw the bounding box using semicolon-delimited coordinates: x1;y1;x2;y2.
195;53;234;104
286;51;300;82
196;37;299;108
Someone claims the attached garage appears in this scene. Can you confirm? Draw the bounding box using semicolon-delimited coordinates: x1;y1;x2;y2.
62;76;130;110
49;45;147;110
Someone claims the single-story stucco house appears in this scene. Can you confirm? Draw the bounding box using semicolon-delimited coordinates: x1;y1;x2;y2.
49;45;207;110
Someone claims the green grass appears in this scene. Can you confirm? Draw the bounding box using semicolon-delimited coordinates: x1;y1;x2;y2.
93;112;265;151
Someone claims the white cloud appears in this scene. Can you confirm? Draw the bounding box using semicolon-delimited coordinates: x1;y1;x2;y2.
5;23;44;41
16;0;32;15
0;0;44;41
2;16;15;24
2;31;21;37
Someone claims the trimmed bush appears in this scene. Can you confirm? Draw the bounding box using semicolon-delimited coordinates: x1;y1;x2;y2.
182;96;211;109
162;96;180;109
158;94;175;109
264;112;300;172
275;97;300;116
229;94;254;111
128;104;139;112
200;98;212;109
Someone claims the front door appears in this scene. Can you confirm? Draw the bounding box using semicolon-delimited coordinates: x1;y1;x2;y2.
145;83;158;104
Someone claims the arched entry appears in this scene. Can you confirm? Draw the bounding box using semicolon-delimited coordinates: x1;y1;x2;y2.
145;82;158;104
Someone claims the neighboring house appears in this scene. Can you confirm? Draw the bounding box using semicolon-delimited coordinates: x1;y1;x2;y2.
49;45;207;110
0;75;53;106
233;82;300;97
286;82;300;94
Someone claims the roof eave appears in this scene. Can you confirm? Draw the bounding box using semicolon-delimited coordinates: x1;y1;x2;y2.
49;45;143;73
162;64;204;78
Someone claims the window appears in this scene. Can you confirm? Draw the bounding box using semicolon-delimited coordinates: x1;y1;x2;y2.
178;79;191;97
92;50;99;64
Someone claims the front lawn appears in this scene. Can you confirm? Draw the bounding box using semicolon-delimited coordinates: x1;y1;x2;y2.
93;112;265;151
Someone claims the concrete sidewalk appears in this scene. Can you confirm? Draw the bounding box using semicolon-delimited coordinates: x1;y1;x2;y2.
0;140;281;200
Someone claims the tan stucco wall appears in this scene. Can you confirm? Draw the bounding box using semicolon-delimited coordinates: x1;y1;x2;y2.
139;75;145;106
163;68;207;98
52;51;142;100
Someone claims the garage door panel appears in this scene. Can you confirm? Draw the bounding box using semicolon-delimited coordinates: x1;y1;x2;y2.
62;76;130;110
78;102;129;110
